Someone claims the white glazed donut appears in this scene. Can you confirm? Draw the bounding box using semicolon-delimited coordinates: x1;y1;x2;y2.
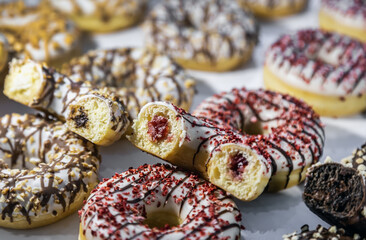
143;0;258;72
62;48;196;119
320;0;366;42
78;164;241;240
4;58;130;146
0;113;100;229
49;0;146;32
129;88;325;201
264;29;366;117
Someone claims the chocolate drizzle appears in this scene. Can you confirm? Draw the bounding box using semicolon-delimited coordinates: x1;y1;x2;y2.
193;88;325;189
0;114;100;225
144;0;258;63
62;48;195;119
79;164;241;240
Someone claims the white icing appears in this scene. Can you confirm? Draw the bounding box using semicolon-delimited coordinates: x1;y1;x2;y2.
144;0;258;60
0;114;100;220
80;164;240;240
265;30;366;96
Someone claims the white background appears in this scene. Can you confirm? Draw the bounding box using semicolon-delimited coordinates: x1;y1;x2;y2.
0;1;366;239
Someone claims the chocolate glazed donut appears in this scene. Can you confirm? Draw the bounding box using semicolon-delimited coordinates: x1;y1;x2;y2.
303;143;366;236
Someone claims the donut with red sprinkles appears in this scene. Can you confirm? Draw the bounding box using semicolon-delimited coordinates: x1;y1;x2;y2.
264;29;366;117
129;88;325;201
78;164;241;240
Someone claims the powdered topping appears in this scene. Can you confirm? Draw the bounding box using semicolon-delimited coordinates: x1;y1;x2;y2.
239;0;305;9
0;113;100;225
266;29;366;96
144;0;258;61
62;48;196;119
79;164;241;240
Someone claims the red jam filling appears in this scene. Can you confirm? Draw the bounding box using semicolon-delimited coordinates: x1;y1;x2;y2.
229;153;249;179
148;115;169;143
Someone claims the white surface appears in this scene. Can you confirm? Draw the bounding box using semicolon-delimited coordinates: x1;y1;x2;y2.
0;0;365;239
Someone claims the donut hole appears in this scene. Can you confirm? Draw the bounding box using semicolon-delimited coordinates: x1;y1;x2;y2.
4;59;45;106
144;210;181;229
207;144;269;201
242;118;263;136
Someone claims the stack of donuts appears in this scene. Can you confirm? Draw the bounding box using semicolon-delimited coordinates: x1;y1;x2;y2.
0;0;365;240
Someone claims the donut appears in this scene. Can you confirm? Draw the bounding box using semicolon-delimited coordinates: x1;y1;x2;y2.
0;1;80;67
0;113;100;229
62;48;196;119
303;143;366;236
283;225;357;240
4;58;130;146
237;0;308;18
128;88;325;201
143;0;258;72
49;0;146;33
79;164;241;240
264;29;366;117
0;33;9;73
320;0;366;43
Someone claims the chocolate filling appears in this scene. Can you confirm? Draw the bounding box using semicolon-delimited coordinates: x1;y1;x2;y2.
229;153;248;179
71;107;89;128
147;115;169;143
303;163;366;235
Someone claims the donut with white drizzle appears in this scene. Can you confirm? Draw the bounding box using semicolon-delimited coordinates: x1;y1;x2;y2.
143;0;258;72
49;0;146;33
128;88;324;201
320;0;366;42
0;113;100;229
0;0;80;67
237;0;308;18
62;48;196;119
78;164;241;240
4;58;130;146
264;29;366;117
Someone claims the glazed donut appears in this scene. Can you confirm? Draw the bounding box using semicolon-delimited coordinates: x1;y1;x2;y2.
79;164;241;240
320;0;366;43
4;58;130;146
49;0;146;33
264;29;366;117
283;225;356;240
303;142;366;236
0;113;100;229
237;0;308;18
62;48;196;119
0;1;80;67
128;88;325;201
143;0;258;72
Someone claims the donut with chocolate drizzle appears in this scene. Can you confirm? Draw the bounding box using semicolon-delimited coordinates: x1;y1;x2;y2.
143;0;258;72
129;88;324;201
62;47;196;119
78;164;241;240
0;113;100;229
